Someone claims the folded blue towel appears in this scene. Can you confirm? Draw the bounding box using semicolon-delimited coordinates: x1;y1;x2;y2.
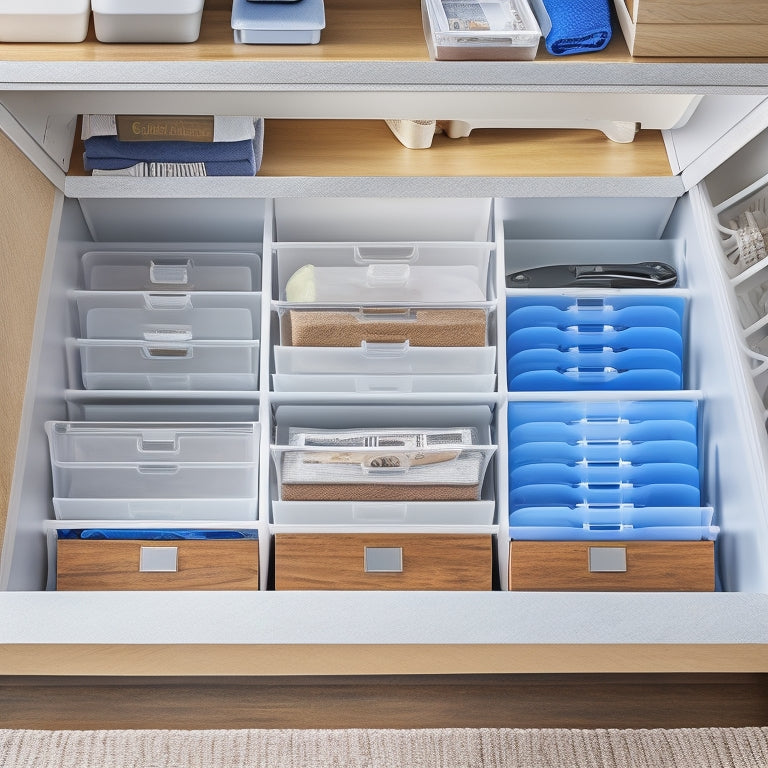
540;0;611;56
83;118;264;176
58;529;258;540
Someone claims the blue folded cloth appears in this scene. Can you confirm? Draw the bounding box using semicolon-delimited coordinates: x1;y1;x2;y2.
58;529;258;540
540;0;611;56
83;118;264;176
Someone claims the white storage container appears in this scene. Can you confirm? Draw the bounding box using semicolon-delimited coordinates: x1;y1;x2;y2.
72;292;261;341
272;372;496;393
68;339;260;391
46;421;260;501
504;239;689;289
271;405;497;503
0;0;90;43
273;344;497;376
81;249;261;292
272;500;495;526
53;498;259;522
421;0;542;61
91;0;204;43
276;304;492;348
275;242;494;303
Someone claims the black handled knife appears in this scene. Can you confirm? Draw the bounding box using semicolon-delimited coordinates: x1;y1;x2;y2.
506;262;678;289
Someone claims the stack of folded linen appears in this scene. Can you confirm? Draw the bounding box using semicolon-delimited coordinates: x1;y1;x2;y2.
81;115;264;177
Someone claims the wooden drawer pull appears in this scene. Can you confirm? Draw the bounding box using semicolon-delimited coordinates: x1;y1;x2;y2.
588;546;627;573
364;546;403;573
139;546;178;573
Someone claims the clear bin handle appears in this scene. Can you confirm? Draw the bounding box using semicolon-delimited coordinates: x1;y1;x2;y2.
138;433;179;453
145;293;192;310
150;260;191;285
143;328;193;342
366;263;410;287
142;344;192;359
357;308;417;323
137;464;180;475
361;340;410;358
354;376;413;393
354;245;418;264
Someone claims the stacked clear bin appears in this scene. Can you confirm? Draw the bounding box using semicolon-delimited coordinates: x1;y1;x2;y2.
47;246;264;588
503;237;719;556
271;241;497;394
68;250;261;391
271;404;497;527
267;201;500;587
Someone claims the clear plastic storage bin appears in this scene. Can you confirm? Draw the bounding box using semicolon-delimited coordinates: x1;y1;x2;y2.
68;339;260;391
421;0;542;61
72;292;261;341
273;343;497;376
272;373;496;394
275;242;494;303
272;499;495;526
273;426;496;502
47;421;260;503
81;249;261;292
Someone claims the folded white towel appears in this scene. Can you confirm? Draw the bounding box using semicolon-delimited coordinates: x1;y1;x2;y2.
91;162;208;177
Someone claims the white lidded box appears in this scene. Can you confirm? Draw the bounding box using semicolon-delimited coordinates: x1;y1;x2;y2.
0;0;90;42
91;0;204;43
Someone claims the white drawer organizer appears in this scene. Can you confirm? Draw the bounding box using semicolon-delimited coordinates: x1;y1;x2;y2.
3;22;768;673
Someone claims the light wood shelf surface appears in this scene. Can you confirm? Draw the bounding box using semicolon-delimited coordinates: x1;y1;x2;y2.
0;0;766;89
259;121;674;178
68;120;674;180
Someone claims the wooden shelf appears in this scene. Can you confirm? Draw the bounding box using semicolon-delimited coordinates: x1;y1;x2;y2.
259;120;673;178
0;0;766;90
65;119;680;198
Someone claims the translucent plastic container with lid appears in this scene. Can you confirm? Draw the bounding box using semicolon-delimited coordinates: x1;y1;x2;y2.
47;421;260;501
421;0;542;61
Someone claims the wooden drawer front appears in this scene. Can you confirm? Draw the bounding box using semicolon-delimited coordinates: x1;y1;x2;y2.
509;541;714;592
57;539;259;591
275;534;492;591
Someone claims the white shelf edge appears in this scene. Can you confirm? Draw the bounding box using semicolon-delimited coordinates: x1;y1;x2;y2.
0;591;766;646
63;176;686;199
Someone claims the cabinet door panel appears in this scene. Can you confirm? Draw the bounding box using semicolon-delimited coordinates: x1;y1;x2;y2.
0;130;56;553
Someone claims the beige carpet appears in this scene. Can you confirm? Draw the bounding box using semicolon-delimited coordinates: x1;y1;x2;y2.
2;728;768;768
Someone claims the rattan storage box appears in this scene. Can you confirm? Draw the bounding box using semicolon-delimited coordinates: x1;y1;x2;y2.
613;0;768;57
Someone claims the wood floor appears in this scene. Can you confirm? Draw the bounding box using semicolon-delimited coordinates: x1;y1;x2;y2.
2;674;767;730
